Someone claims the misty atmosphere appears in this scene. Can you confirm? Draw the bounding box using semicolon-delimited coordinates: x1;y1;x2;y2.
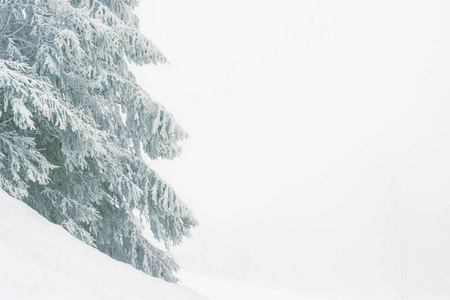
1;0;450;299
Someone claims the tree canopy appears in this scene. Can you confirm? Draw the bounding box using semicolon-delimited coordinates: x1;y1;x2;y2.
0;0;197;282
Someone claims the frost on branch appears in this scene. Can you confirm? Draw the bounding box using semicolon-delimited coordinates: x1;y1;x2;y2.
0;0;196;282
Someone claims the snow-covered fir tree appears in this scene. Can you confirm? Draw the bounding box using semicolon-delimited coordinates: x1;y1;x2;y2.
0;0;197;282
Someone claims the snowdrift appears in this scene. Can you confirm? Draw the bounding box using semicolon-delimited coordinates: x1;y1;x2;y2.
0;189;207;300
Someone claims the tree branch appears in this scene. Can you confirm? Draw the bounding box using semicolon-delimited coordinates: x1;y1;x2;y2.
0;0;16;35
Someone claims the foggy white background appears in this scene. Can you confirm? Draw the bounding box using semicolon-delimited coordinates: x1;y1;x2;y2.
132;1;450;299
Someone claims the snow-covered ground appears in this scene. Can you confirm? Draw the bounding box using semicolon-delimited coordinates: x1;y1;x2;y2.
0;188;304;299
176;269;301;300
0;189;207;300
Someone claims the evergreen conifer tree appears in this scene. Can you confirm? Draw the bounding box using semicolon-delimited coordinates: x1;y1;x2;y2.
0;0;197;282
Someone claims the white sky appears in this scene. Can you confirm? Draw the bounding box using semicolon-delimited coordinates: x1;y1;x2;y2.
132;1;450;299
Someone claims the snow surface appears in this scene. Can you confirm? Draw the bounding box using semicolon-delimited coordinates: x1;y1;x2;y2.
176;269;302;300
0;189;207;300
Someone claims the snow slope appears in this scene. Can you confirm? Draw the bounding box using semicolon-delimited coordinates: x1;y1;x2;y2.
0;189;207;300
